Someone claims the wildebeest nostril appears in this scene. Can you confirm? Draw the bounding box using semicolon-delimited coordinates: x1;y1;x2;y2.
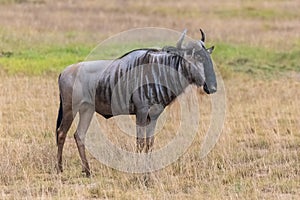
203;83;217;94
203;83;209;94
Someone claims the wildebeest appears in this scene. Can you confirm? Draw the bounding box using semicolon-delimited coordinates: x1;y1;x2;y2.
56;29;217;177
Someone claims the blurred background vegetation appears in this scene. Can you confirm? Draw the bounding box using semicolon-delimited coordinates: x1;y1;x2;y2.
0;0;299;75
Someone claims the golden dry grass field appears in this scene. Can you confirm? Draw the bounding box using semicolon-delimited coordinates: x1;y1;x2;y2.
0;0;300;199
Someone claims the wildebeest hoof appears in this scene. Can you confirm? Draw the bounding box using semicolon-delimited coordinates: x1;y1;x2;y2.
56;164;63;174
82;169;91;178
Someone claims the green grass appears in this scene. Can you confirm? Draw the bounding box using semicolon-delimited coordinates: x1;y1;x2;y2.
0;45;92;75
213;43;300;77
0;43;169;75
1;42;299;76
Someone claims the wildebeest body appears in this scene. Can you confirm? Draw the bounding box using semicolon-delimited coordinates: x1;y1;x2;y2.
56;29;217;176
63;49;190;118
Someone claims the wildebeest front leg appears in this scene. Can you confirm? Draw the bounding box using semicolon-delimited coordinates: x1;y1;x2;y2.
74;105;94;177
145;119;157;153
136;108;148;153
136;126;146;153
145;105;163;153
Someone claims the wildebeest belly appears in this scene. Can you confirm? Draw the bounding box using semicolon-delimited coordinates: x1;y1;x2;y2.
94;93;136;119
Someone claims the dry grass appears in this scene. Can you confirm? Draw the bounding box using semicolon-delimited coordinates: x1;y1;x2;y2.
0;74;299;199
0;0;300;50
1;0;300;199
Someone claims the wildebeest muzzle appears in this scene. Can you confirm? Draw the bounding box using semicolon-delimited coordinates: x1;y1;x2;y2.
203;82;217;94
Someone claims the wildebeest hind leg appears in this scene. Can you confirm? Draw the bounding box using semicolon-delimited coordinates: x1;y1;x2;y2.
74;105;94;177
56;110;74;173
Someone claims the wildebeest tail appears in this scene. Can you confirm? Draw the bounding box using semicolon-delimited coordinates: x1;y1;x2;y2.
56;75;63;145
56;94;63;143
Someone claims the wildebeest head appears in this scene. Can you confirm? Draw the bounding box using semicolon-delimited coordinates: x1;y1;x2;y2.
176;29;217;94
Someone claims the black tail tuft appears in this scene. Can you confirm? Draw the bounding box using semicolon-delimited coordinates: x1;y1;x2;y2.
56;94;63;145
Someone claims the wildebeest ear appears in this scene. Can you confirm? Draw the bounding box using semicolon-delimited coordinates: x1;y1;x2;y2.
176;29;187;49
207;46;214;54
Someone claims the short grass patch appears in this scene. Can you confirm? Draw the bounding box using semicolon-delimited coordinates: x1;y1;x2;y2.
1;42;299;76
213;43;300;77
0;45;92;75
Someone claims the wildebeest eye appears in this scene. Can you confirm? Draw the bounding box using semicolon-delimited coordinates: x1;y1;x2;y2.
195;54;204;62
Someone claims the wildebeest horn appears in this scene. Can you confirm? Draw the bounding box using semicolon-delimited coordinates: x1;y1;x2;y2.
176;29;187;49
200;29;205;42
